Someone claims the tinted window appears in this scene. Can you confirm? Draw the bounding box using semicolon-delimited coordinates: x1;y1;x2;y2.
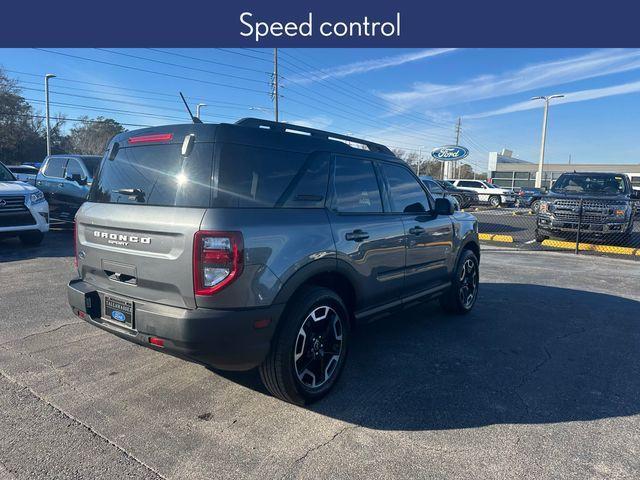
0;163;16;181
81;157;101;177
280;155;329;208
89;143;213;207
65;159;85;179
213;144;312;208
384;164;430;213
44;157;67;178
457;180;480;188
424;179;444;195
552;173;628;195
332;157;383;213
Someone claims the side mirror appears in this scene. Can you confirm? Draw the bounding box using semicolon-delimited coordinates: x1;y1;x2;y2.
435;197;455;216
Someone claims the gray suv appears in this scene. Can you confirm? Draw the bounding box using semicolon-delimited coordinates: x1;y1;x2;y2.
67;119;480;404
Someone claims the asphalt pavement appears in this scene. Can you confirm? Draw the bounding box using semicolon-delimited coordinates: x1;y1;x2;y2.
1;231;639;479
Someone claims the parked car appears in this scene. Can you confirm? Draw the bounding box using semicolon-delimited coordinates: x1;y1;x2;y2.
67;119;480;405
516;187;546;213
7;164;39;184
449;179;516;207
420;176;479;209
0;161;49;245
35;154;102;222
536;172;639;242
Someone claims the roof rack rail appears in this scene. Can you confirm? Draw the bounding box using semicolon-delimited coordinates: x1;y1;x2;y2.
235;118;394;156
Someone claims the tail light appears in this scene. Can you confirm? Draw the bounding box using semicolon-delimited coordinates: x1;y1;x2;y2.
193;231;243;295
73;220;78;269
128;133;173;144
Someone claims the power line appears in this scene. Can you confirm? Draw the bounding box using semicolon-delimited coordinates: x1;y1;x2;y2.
147;48;272;74
32;49;271;94
0;111;151;128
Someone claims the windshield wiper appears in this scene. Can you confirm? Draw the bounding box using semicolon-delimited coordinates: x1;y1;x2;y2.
114;188;146;202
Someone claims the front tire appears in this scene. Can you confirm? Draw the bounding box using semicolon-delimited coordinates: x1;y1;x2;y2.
18;231;44;246
440;249;479;314
530;200;541;214
259;286;350;405
488;195;501;208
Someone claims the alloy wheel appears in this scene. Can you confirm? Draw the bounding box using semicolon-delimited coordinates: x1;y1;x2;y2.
294;305;344;389
458;258;478;309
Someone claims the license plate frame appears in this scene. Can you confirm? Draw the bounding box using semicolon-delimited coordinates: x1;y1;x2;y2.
104;295;134;329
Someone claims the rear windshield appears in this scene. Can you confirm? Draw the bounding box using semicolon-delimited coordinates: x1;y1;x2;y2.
82;157;102;177
89;142;330;209
89;143;214;207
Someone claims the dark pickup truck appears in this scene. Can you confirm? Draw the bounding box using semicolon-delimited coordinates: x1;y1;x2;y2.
33;155;101;222
536;172;639;242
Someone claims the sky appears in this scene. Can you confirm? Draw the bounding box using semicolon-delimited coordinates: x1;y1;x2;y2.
2;48;640;173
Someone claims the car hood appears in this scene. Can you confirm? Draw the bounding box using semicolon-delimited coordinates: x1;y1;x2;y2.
0;181;39;195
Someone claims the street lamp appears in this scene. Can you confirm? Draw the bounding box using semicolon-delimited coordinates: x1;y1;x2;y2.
44;73;56;156
531;94;564;188
195;103;206;120
417;145;425;175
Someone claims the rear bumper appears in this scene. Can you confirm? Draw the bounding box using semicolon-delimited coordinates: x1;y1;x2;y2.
67;279;285;371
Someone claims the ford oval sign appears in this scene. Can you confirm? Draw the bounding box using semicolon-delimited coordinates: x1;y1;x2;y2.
111;310;126;322
431;145;469;161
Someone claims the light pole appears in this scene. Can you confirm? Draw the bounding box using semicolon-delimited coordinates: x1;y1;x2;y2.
45;73;56;156
196;103;206;120
531;94;564;188
416;145;425;175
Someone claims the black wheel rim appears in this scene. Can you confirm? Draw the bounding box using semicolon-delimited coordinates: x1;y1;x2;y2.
458;258;478;309
294;306;344;389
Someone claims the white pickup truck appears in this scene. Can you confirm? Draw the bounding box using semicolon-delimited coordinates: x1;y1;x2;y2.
449;179;516;207
0;162;49;245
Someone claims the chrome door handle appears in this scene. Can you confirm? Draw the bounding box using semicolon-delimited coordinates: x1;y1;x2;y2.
409;226;425;235
345;230;370;242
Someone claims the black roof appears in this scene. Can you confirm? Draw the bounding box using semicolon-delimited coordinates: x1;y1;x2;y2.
109;117;401;163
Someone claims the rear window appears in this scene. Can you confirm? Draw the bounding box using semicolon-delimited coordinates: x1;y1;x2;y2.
212;144;329;208
88;143;214;208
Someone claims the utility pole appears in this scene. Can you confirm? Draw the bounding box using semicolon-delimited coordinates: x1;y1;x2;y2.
45;73;56;157
196;103;206;120
531;94;564;188
272;48;279;122
455;117;461;178
417;145;424;175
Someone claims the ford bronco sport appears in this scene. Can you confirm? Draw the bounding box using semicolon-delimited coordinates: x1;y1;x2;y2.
67;119;480;404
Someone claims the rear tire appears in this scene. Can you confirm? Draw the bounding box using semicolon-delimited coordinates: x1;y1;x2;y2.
488;195;501;208
530;200;541;214
18;231;44;246
440;249;479;315
259;286;350;405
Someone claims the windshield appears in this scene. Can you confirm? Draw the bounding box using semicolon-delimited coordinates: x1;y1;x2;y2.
0;163;17;181
439;180;455;188
552;174;628;195
485;183;499;189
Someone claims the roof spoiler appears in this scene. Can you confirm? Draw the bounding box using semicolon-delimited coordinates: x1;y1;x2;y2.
235;118;394;155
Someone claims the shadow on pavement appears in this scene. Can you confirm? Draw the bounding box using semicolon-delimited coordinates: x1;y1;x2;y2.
222;283;640;430
0;228;73;262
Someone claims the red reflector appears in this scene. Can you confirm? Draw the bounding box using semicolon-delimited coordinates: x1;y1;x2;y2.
253;318;271;329
202;249;232;263
76;310;86;319
149;337;164;347
128;133;173;144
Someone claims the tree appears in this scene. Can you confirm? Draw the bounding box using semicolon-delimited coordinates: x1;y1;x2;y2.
392;148;443;177
64;116;125;155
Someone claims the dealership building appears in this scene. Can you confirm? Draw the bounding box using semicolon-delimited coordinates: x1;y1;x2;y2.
488;149;640;189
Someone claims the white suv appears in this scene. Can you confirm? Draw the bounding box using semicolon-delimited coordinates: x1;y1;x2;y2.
0;162;49;245
449;179;516;208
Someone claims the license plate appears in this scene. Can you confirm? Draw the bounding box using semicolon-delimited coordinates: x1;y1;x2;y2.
104;295;134;328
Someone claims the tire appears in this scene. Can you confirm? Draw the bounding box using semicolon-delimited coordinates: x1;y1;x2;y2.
18;231;44;246
530;200;541;214
534;230;548;243
440;249;479;315
488;195;501;208
259;286;350;405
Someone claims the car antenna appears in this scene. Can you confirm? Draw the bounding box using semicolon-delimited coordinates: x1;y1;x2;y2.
179;92;202;124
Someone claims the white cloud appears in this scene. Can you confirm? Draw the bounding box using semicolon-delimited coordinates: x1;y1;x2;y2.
289;48;457;84
467;79;640;119
380;49;640;112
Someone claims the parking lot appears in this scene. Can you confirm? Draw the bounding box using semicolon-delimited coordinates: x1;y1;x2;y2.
1;230;639;479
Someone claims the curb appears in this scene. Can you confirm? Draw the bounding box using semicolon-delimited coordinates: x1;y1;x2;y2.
479;233;514;243
541;239;640;256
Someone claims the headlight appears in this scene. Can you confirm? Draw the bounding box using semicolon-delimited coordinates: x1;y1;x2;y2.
539;202;549;213
612;205;630;217
30;190;45;204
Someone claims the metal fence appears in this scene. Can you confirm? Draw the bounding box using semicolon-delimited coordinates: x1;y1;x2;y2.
467;196;640;259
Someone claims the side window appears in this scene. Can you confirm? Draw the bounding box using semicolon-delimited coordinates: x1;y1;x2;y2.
280;154;330;208
44;157;67;178
332;157;383;213
457;180;473;188
425;180;444;195
65;159;86;180
382;163;430;213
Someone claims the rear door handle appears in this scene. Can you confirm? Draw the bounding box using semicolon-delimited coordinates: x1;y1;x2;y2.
345;229;370;242
409;226;425;235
